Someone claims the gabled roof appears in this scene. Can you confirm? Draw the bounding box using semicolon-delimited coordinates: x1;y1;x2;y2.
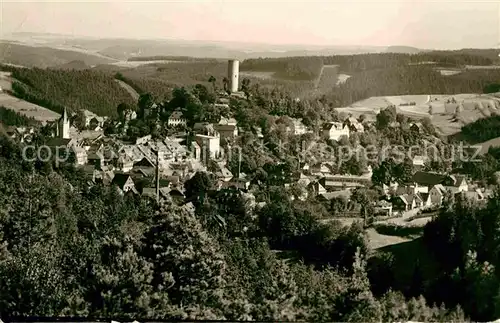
412;171;448;186
431;184;447;195
111;173;134;190
323;122;345;131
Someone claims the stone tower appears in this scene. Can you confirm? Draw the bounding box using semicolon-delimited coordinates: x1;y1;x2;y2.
228;59;239;93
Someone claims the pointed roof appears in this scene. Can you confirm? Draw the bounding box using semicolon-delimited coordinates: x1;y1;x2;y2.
59;107;69;123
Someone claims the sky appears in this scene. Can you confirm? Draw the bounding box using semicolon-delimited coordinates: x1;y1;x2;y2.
0;0;499;49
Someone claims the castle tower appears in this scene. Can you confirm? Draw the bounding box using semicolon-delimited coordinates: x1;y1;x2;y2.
228;59;239;93
57;107;70;139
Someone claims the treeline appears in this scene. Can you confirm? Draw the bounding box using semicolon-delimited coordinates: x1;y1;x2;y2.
0;136;465;321
460;115;500;144
127;56;219;62
241;57;324;81
0;106;38;127
122;61;228;86
4;66;136;116
420;194;500;321
241;52;496;81
324;67;500;107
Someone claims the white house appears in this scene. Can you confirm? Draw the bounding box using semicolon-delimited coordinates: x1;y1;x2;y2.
195;134;221;160
288;118;308;135
167;109;187;127
322;122;350;141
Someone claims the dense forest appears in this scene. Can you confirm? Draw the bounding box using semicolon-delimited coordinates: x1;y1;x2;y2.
241;51;498;81
0;106;38;127
323;67;500;107
459;115;500;144
1;66;136;116
240;57;324;81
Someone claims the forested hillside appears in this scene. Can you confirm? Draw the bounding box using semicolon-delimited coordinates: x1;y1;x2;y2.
241;51;497;81
324;67;500;107
0;106;38;127
3;66;136;116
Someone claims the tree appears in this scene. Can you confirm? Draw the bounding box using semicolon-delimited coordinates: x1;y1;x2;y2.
184;171;215;206
351;188;378;225
208;75;217;92
138;93;154;119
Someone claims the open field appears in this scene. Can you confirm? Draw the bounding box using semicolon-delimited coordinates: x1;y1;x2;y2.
0;71;59;123
115;79;140;101
474;136;500;155
0;93;60;124
110;60;184;68
337;93;500;136
240;71;276;79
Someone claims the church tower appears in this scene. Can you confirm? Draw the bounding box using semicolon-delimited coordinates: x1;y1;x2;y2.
57;107;70;139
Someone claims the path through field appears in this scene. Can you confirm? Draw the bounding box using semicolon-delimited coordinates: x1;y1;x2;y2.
115;79;140;102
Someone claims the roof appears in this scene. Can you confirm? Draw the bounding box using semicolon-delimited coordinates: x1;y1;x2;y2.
318;190;351;200
431;184;447;194
412;171;448;186
111;173;134;190
169;110;185;120
46;138;73;147
323;122;345;131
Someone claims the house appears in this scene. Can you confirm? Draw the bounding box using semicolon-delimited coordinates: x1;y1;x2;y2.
429;184;447;206
412;155;427;170
443;175;468;193
194;123;219;137
410;122;424;133
72;146;88;166
374;200;393;216
411;171;450;193
287;118;308;135
111;173;137;194
167;109;186;127
320;168;372;192
83;110;106;129
191;141;201;161
344;117;365;133
307;181;327;196
214;118;238;142
117;155;134;172
322;122;350;141
222;177;251;191
195;134;221;160
456;189;486;204
215;165;233;182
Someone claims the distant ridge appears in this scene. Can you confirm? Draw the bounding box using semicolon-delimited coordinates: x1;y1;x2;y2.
385;46;422;54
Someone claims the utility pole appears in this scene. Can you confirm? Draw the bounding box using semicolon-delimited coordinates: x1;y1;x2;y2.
238;148;242;179
156;147;160;203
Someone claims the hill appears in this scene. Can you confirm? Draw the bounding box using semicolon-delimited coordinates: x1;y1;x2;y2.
4;66;135;116
0;42;116;68
385;46;422;54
